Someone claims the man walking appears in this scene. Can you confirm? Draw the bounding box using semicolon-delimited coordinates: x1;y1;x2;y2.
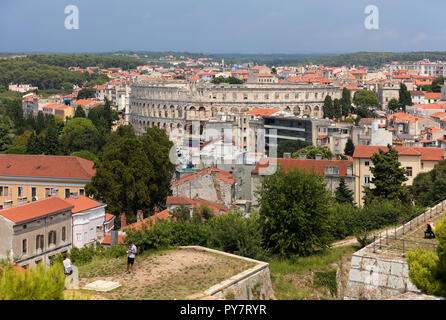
126;241;137;274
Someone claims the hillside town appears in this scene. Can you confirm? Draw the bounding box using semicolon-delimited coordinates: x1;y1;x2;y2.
0;50;445;301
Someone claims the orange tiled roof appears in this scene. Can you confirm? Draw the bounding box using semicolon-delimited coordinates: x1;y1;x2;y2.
64;196;103;214
425;93;441;100
0;197;73;223
353;145;444;161
244;108;279;116
0;154;95;180
251;158;353;176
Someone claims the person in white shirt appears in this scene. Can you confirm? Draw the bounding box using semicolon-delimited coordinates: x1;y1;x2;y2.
126;242;137;274
63;255;72;277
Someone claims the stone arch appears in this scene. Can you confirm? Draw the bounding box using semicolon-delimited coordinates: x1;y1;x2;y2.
198;106;206;118
284;106;291;113
293;106;301;115
163;105;168;118
304;105;311;115
313;105;320;117
170;105;175;118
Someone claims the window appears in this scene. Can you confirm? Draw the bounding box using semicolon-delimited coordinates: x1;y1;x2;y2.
62;227;66;242
65;188;70;199
0;186;8;196
23;224;27;230
48;231;56;246
79;189;85;196
76;233;82;241
22;239;27;254
31;187;37;198
364;160;370;167
406;167;413;177
421;162;424;169
364;175;370;186
36;234;44;250
90;228;94;240
17;187;23;198
84;232;88;243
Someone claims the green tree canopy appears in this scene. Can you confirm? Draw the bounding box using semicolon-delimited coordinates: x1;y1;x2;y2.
335;178;354;205
387;98;400;112
412;160;446;206
353;89;379;108
292;145;333;160
431;76;445;93
74;106;86;118
59;117;100;154
398;83;413;110
363;145;411;205
344;138;355;157
85;126;175;224
257;168;333;256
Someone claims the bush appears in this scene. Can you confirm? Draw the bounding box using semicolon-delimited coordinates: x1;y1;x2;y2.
407;248;441;295
171;220;209;246
207;211;265;260
64;244;127;265
328;202;359;240
0;263;65;300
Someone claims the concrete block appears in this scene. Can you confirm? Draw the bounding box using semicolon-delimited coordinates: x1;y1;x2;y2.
349;268;363;282
377;260;391;274
406;280;421;293
350;255;361;268
378;274;388;287
402;263;409;276
387;275;404;290
391;262;403;276
84;280;120;292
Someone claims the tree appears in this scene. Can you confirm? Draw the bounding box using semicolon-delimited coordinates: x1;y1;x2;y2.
171;204;191;222
387;98;400;112
257;168;333;256
398;83;412;111
412;160;446;206
76;88;95;100
59;117;100;154
44;123;60;155
277;139;311;158
26;131;45;154
333;98;342;120
363;145;411;205
344;138;355;157
70;150;99;163
335;178;354;205
431;76;445;93
340;87;351;117
85;126;176;224
407;214;446;297
36;111;45;135
0;116;13;152
207;210;265;260
292;145;333;160
323;95;334;119
353;89;379;108
74;106;86;118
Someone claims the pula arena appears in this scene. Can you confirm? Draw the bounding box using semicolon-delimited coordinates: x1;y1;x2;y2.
128;80;342;138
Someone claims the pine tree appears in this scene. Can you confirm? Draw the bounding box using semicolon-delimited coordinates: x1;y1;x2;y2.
26;132;45;155
340;87;351;117
398;83;413;111
363;145;411;204
323;95;334;119
36;111;45;135
344;139;355;157
335;178;354;205
44;124;60;155
74;106;86;118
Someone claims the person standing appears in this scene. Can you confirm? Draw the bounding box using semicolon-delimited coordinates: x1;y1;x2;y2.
126;242;137;274
63;254;73;277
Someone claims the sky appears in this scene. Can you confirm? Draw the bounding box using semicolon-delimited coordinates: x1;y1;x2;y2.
1;0;446;54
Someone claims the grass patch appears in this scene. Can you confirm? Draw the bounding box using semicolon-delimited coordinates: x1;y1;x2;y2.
269;245;357;275
269;245;356;300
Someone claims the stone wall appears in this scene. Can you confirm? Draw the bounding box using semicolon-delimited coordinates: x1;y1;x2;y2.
344;199;446;300
181;246;275;300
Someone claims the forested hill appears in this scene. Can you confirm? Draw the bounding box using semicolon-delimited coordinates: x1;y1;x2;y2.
26;54;142;70
214;51;446;68
0;58;109;91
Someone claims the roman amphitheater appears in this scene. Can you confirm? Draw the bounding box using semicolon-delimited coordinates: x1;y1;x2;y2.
128;80;342;138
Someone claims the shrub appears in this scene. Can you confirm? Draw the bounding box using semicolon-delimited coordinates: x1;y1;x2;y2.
207;211;265;260
328;202;359;240
407;248;441;295
170;220;209;246
0;263;65;300
313;269;338;297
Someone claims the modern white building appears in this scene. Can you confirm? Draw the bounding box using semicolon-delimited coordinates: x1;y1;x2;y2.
65;196;109;248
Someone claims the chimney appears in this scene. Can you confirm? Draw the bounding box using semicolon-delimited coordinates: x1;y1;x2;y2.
283;152;291;159
299;153;307;160
332;155;337;161
136;210;143;222
120;213;127;228
315;154;322;160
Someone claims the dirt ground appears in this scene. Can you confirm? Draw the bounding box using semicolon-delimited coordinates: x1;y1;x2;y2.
78;248;255;300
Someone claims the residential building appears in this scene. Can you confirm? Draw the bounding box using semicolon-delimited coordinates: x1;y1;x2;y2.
65;196;108;248
0;197;73;268
250;157;355;205
352;145;445;205
0;154;95;208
